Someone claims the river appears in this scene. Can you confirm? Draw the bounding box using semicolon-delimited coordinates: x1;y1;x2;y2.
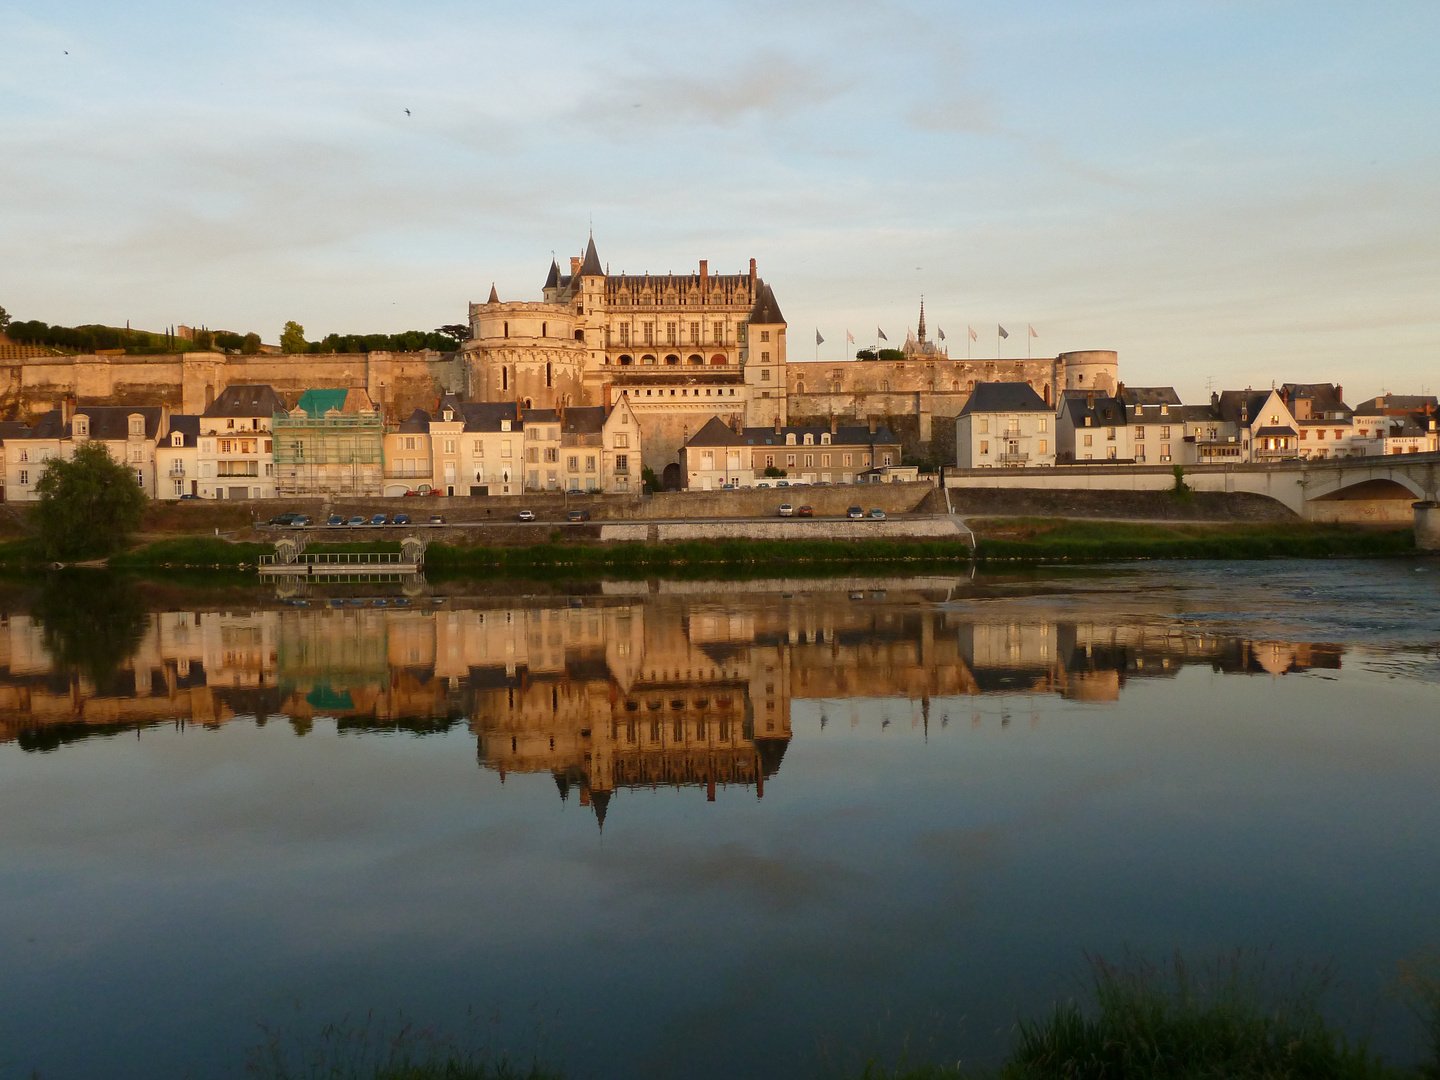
1;559;1438;1078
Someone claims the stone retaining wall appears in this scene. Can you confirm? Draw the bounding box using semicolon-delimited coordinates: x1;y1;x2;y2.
600;519;963;542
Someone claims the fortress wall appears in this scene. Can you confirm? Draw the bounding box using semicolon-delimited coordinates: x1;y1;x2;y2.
1;351;463;422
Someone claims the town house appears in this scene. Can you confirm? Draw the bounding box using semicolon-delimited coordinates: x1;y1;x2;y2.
957;382;1056;468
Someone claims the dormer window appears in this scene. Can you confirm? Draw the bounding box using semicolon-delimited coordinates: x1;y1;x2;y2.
500;420;511;432
73;416;89;438
821;433;831;445
785;433;796;446
443;409;454;422
227;419;235;429
171;431;183;447
803;433;814;445
129;415;144;437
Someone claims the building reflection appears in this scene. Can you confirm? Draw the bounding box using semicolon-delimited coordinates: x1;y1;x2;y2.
0;583;1344;821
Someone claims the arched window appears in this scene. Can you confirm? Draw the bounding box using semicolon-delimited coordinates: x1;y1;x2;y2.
967;380;974;392
796;381;806;394
523;398;532;409
709;353;727;365
502;366;508;391
541;322;547;337
546;361;552;388
665;354;680;365
619;354;634;366
642;354;657;365
503;321;509;338
574;329;584;342
688;354;703;365
831;379;841;392
1043;383;1051;404
952;380;959;391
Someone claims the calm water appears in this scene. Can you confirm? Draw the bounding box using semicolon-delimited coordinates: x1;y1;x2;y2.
1;561;1439;1079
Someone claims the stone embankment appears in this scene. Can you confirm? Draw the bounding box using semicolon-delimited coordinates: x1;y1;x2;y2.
599;518;965;542
949;488;1295;521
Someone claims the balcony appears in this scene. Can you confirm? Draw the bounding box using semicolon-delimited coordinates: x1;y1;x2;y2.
168;464;187;477
384;467;431;479
997;452;1029;465
216;462;259;477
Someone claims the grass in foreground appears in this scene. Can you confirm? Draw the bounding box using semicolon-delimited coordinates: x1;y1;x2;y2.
109;536;273;567
972;518;1414;562
861;952;1432;1080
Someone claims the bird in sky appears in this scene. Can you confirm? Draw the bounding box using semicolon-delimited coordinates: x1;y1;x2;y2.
404;108;411;116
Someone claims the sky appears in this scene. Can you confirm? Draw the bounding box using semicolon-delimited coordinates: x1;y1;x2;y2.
2;0;1437;402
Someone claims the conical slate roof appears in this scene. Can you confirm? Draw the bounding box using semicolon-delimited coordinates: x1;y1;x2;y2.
544;260;560;289
487;283;499;303
579;235;603;276
747;283;785;325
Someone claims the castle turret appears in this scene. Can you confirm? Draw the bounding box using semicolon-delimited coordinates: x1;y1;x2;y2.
744;283;787;427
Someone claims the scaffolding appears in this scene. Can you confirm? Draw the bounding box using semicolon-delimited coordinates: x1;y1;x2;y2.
271;411;385;497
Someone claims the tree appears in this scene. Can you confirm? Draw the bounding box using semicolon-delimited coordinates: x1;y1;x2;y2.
241;331;261;355
213;331;245;352
877;348;905;362
280;321;306;353
763;465;788;478
641;465;659;493
0;305;10;334
193;328;214;350
32;441;148;560
855;349;877;361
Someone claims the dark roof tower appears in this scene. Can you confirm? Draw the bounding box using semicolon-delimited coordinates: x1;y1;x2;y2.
487;283;499;303
579;234;603;276
917;298;927;344
544;260;560;290
591;789;611;831
748;283;785;325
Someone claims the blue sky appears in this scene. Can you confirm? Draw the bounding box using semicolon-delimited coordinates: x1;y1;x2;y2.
2;0;1437;401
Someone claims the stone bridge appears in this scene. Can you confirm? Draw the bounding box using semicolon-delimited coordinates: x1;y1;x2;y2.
944;452;1440;521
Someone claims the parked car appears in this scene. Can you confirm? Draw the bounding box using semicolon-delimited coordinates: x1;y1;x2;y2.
517;509;536;522
756;481;771;488
869;508;886;520
370;513;388;526
567;508;591;522
797;506;814;517
179;493;201;500
268;512;303;526
348;515;365;526
778;504;794;517
291;515;311;527
327;514;344;526
392;513;410;525
847;506;864;520
776;480;790;487
428;515;445;525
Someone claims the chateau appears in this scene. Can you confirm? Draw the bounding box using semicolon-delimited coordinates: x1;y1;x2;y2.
464;236;788;467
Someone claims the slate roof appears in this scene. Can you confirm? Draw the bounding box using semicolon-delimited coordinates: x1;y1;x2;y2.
544;260;560;290
203;384;286;418
747;283;785;325
739;423;898;446
684;416;748;448
1253;426;1298;438
522;409;560;425
960;382;1051;416
579;236;604;276
1216;390;1277;426
397;409;431;434
29;406;165;441
459;402;519;433
1117;386;1182;406
166;414;201;447
1059;390;1126;427
562;406;607;436
1353;394;1439;416
0;421;31;441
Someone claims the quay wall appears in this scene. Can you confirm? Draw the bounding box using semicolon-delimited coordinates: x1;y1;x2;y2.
599;519;964;542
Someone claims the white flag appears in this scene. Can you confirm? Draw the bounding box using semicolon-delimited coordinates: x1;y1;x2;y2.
937;328;946;341
846;330;854;344
1029;325;1039;338
968;326;977;342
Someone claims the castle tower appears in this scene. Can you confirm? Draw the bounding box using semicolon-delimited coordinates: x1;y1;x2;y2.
744;283;787;427
917;298;927;345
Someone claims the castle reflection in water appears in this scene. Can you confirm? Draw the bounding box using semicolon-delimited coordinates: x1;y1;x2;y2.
0;577;1341;824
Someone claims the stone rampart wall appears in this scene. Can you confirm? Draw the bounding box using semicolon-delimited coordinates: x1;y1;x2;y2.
601;519;963;542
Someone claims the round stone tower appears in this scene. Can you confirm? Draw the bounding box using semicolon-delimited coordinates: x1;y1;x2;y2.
1059;350;1118;395
464;289;588;409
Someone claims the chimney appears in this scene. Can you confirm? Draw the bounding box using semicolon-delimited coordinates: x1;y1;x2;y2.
1086;390;1095;409
1336;385;1344;404
868;414;877;435
61;396;73;425
749;258;756;287
1211;391;1219;407
732;415;743;434
1241;404;1248;423
570;256;581;275
699;260;708;284
603;382;613;409
830;414;838;435
774;414;782;435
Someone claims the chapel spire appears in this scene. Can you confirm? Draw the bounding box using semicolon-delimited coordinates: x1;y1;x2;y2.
917;297;927;344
